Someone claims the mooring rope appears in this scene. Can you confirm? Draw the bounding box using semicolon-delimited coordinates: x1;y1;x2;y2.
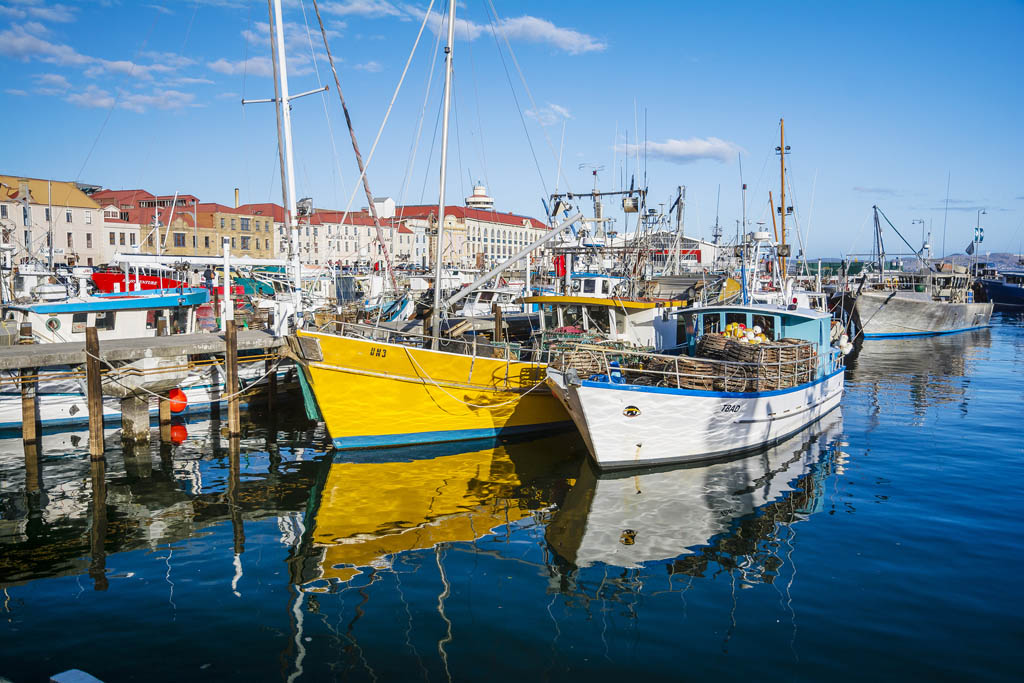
402;346;547;409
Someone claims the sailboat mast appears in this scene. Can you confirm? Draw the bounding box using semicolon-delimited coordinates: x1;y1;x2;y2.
272;0;302;324
779;118;787;280
430;0;456;349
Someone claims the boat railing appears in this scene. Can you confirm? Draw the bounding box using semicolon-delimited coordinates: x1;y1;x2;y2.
550;340;840;393
333;321;545;363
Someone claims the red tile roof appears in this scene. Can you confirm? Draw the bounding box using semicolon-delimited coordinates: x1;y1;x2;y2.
395;204;548;229
236;202;285;222
92;188;156;208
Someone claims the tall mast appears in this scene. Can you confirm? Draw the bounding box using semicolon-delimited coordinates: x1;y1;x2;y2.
778;118;787;280
430;0;456;350
272;0;302;324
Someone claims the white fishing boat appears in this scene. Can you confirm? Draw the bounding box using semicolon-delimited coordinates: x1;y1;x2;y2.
547;302;845;469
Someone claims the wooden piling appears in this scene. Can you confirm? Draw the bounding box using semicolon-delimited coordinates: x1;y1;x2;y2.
225;319;241;437
228;437;244;555
158;391;172;443
21;367;39;446
492;304;504;344
85;327;104;459
89;456;108;591
265;351;277;415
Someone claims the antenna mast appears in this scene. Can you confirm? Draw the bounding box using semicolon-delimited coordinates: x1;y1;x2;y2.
776;118;791;278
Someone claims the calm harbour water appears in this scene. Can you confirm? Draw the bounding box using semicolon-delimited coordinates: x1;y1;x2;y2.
2;313;1023;682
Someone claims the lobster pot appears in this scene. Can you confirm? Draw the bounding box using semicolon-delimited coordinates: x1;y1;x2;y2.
675;356;718;391
697;334;730;359
779;338;817;385
554;347;605;377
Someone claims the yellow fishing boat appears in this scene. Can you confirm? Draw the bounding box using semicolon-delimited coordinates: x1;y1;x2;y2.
291;323;571;449
289;433;581;585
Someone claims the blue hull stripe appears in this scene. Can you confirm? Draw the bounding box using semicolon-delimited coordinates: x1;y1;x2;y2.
579;367;845;399
332;420;574;450
863;325;989;339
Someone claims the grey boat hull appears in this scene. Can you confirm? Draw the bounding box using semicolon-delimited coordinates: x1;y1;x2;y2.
854;289;993;338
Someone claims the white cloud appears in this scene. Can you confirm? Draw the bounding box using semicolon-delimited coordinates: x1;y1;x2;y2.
321;1;402;18
25;2;76;23
616;137;743;164
525;103;571;127
34;72;70;95
66;84;115;109
209;56;274;78
401;5;604;54
495;16;605;55
353;60;382;72
119;89;196;113
146;4;173;15
1;1;77;22
4;88;29;96
0;25;92;65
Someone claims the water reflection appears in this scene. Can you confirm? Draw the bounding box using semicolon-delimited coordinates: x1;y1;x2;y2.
0;416;326;587
845;328;991;420
547;410;846;572
288;432;585;587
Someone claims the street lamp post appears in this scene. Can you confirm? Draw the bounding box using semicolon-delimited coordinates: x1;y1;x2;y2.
973;209;986;272
912;218;925;259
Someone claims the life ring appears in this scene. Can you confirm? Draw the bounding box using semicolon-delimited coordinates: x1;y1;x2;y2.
46;317;60;332
571;280;581;292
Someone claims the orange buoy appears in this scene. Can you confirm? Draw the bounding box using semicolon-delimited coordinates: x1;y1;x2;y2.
169;423;188;445
168;388;188;413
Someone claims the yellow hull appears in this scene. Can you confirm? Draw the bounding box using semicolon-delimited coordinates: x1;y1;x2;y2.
296;433;582;585
295;330;570;448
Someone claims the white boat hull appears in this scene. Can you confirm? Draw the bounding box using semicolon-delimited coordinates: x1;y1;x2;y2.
547;366;845;470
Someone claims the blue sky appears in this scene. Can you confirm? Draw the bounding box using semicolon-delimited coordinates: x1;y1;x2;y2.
2;0;1022;258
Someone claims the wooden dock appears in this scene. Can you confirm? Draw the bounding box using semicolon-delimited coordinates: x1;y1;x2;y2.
0;330;283;370
9;328;288;456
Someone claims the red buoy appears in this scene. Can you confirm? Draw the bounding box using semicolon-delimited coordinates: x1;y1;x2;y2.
169;423;188;445
168;388;188;413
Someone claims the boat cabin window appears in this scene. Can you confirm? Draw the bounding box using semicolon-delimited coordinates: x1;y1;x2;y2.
583;279;596;294
172;306;188;334
602;279;610;294
561;305;584;329
752;314;777;340
584;306;610;335
702;313;720;335
541;304;556;330
678;312;696;345
72;312;87;334
95;311;116;331
614;309;626;336
478;291;494;303
725;312;746;328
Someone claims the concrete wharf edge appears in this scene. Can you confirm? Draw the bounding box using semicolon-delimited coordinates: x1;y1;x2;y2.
0;330;284;370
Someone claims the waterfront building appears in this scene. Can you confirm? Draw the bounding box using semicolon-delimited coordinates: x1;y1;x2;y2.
0;175;104;266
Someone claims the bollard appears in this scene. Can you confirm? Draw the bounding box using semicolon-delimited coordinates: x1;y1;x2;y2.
85;327;104;458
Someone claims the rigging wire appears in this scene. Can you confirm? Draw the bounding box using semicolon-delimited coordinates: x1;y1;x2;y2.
463;21;490;190
398;2;445;212
481;0;549;199
484;0;571;195
308;0;435;282
299;0;347;208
